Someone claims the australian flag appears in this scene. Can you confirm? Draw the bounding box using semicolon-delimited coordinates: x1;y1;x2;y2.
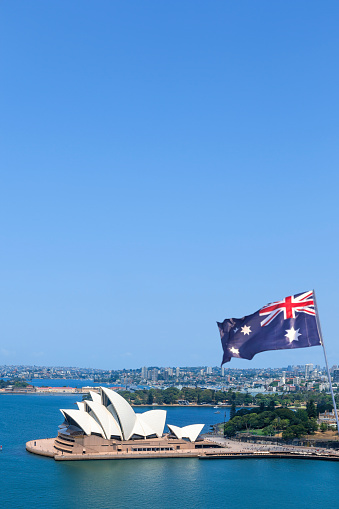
218;291;322;365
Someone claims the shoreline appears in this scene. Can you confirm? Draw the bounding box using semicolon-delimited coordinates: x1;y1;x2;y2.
0;392;235;406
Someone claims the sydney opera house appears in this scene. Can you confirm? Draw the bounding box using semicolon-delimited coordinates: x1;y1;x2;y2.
27;387;223;460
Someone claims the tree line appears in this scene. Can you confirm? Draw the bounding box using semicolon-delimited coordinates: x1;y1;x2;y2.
0;379;28;389
224;400;331;440
117;387;336;409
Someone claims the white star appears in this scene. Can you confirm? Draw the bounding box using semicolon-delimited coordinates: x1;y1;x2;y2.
229;346;239;355
285;327;301;344
241;325;251;335
233;327;239;333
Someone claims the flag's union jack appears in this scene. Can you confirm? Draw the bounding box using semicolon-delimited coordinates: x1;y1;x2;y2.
259;291;316;327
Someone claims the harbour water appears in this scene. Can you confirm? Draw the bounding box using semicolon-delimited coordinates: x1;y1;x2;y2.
1;394;339;509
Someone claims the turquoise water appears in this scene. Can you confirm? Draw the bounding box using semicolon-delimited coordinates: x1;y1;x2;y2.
1;395;339;508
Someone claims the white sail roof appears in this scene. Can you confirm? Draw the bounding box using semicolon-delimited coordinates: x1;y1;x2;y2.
85;400;122;440
131;415;157;438
61;409;105;437
59;387;204;442
138;410;166;438
101;387;136;440
89;391;101;404
167;424;204;442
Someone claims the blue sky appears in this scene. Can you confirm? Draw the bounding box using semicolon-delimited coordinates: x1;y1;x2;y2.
1;1;339;369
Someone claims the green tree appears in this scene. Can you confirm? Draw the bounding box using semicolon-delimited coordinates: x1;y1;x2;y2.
230;401;236;420
262;425;275;436
305;418;318;435
248;413;260;429
224;422;237;437
215;391;225;403
268;400;275;412
147;390;154;405
282;428;295;441
162;387;180;405
280;419;290;430
306;400;317;418
272;418;280;432
295;409;308;422
292;424;307;438
320;422;328;432
201;389;213;404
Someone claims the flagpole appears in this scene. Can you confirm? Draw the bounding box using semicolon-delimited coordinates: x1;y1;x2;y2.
313;290;339;437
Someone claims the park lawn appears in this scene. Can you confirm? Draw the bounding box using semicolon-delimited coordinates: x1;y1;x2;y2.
239;429;279;436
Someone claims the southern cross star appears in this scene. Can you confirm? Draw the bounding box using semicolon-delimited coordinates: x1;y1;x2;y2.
285;327;301;344
233;327;239;333
229;346;239;355
241;325;251;335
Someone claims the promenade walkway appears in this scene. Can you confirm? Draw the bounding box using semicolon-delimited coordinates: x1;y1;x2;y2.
203;435;339;459
26;438;56;458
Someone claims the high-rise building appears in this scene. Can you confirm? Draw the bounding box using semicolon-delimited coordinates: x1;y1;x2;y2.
152;368;158;382
176;367;180;378
333;370;339;383
206;367;212;375
305;363;313;380
221;366;226;376
141;366;148;379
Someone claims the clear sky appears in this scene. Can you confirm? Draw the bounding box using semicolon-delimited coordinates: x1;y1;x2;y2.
1;1;339;370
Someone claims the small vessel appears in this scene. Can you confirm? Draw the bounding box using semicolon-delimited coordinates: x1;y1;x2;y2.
214;410;220;414
213;406;219;409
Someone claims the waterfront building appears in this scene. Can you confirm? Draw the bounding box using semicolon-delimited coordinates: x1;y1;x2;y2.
26;387;218;460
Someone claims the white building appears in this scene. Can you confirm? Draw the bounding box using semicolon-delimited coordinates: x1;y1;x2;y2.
60;387;204;442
